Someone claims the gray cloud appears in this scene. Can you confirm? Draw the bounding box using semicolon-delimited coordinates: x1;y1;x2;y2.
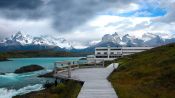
0;0;45;20
0;0;43;10
49;0;132;32
0;0;133;33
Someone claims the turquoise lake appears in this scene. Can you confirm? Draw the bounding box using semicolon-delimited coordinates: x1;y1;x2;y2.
0;57;80;72
0;57;81;98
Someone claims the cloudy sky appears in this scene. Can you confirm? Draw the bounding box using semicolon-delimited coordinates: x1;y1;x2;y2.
0;0;175;48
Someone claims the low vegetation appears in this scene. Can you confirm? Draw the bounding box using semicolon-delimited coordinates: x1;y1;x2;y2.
109;43;175;98
13;80;83;98
0;53;8;61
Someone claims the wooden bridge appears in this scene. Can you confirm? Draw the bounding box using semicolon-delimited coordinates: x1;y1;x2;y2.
54;62;118;98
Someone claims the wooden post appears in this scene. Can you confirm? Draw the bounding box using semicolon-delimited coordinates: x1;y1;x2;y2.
121;47;123;57
68;63;71;78
113;63;116;69
54;62;57;75
103;60;105;67
94;59;96;66
77;61;80;68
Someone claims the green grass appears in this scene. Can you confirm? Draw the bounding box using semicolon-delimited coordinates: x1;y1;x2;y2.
13;80;83;98
108;43;175;98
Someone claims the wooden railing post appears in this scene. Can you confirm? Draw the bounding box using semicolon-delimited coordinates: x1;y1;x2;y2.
94;59;96;66
103;60;105;67
54;62;57;75
68;63;71;78
77;61;80;68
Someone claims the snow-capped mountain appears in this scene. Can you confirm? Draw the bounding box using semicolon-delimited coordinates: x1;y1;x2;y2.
89;40;101;46
91;32;175;47
1;31;175;52
0;32;73;51
102;32;121;44
40;35;72;49
9;32;33;45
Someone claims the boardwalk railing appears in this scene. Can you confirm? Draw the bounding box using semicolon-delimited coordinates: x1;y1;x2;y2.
53;60;105;78
53;61;79;78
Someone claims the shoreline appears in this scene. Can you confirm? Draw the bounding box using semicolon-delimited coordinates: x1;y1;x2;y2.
13;68;84;98
1;57;85;96
0;59;11;62
13;77;83;98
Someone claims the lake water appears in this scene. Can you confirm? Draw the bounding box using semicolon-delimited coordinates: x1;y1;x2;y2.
0;57;81;98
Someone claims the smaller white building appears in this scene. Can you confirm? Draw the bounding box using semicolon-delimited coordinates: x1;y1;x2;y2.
94;46;153;61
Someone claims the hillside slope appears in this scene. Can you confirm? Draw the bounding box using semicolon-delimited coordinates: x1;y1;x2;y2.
109;43;175;98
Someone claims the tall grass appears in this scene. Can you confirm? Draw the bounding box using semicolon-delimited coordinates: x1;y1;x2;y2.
109;43;175;98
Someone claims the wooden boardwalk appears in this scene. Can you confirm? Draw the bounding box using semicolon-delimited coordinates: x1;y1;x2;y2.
55;63;118;98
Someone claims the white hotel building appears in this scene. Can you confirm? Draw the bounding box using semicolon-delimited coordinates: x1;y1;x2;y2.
90;46;153;61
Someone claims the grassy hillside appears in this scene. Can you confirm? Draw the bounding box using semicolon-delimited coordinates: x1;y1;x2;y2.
109;43;175;98
0;50;92;58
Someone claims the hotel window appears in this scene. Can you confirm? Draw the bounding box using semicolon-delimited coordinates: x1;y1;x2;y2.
117;52;121;54
111;52;114;54
96;56;108;58
111;49;121;50
97;52;101;54
104;52;107;54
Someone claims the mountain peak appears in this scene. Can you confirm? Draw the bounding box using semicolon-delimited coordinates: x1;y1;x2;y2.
95;32;175;47
12;31;23;39
16;31;22;35
123;34;129;37
102;33;121;44
112;32;119;36
1;31;175;52
1;31;73;49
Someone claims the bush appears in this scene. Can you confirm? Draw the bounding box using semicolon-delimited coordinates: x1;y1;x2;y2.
51;83;66;93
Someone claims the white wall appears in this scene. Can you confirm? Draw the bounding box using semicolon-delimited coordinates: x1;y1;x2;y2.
94;47;153;60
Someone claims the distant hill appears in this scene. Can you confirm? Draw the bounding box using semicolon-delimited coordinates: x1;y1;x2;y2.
0;54;8;61
0;50;92;58
109;43;175;98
